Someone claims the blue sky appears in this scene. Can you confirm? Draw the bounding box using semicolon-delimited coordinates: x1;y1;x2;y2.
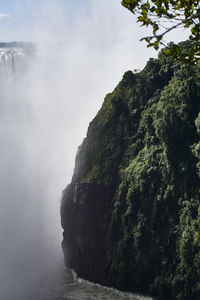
0;0;39;40
0;0;140;46
0;0;189;45
0;0;89;41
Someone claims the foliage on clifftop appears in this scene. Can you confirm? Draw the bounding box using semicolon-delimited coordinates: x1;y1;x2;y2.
62;41;200;300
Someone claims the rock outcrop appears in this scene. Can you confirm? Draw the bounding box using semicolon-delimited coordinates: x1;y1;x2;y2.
61;42;200;300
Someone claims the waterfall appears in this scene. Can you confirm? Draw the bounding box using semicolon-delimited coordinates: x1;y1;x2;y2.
0;43;63;300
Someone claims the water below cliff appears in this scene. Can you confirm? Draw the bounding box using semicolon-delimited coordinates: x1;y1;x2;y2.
36;261;153;300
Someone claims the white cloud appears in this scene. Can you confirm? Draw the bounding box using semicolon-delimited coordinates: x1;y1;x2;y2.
0;13;11;19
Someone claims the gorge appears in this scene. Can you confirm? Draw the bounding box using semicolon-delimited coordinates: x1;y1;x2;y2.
1;2;197;300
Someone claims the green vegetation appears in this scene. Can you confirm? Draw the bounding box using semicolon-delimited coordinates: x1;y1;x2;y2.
61;42;200;300
121;0;200;63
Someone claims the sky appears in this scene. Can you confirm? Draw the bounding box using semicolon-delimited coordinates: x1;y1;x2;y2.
0;0;189;44
0;1;137;41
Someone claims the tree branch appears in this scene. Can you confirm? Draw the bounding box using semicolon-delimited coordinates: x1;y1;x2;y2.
140;11;200;42
140;21;183;42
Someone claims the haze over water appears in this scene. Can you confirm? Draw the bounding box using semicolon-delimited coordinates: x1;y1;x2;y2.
0;45;153;300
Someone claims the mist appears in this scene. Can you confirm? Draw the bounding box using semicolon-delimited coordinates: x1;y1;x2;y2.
0;0;190;299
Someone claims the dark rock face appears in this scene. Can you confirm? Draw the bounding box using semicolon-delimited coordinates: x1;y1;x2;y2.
61;44;200;300
61;180;115;284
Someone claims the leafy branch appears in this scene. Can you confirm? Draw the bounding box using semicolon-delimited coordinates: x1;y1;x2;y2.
121;0;200;63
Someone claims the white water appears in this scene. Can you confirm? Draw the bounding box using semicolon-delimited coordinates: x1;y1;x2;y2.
37;265;153;300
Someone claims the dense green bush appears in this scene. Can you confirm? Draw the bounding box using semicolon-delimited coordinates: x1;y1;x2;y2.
61;43;200;300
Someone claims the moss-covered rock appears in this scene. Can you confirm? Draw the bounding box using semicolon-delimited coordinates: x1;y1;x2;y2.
61;47;200;300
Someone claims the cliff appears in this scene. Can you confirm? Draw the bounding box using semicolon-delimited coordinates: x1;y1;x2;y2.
61;42;200;300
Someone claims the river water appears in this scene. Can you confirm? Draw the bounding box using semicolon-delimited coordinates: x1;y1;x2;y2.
36;261;153;300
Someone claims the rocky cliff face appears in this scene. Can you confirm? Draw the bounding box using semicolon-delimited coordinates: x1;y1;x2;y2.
61;43;200;300
61;180;115;283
